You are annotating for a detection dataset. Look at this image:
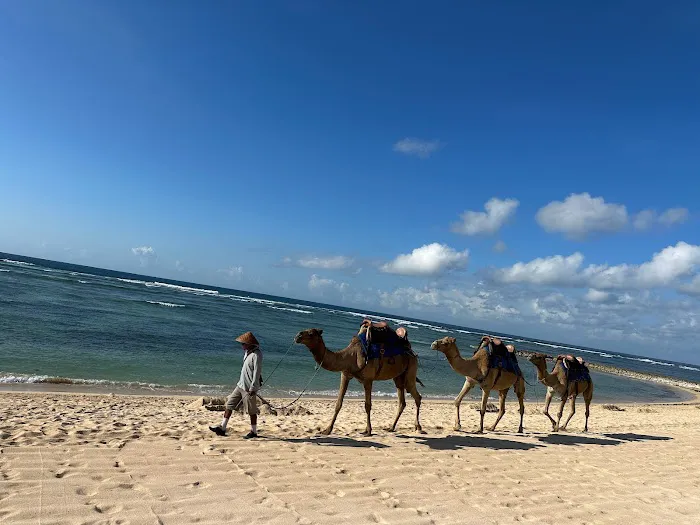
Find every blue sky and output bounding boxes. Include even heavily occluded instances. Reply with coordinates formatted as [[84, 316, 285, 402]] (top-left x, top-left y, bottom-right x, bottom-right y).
[[1, 2, 700, 362]]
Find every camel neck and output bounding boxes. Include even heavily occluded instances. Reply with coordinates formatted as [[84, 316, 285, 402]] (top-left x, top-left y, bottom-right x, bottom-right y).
[[307, 339, 345, 372], [444, 345, 481, 379]]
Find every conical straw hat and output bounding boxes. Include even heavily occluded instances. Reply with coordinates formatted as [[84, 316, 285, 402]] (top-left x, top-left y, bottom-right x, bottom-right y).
[[235, 331, 259, 346]]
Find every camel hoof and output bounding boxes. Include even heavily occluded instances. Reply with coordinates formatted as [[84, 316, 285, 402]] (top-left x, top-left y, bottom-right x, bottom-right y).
[[415, 427, 426, 434], [517, 428, 524, 434], [453, 425, 461, 432], [559, 426, 567, 432], [486, 426, 496, 432], [319, 428, 332, 436], [361, 430, 372, 437], [475, 430, 484, 434], [385, 427, 396, 433]]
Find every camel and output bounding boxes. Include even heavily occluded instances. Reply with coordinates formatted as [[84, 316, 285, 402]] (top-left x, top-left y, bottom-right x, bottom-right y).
[[294, 327, 424, 436], [431, 336, 525, 433], [528, 353, 594, 432]]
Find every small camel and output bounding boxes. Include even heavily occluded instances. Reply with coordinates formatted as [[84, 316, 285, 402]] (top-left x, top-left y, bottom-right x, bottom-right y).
[[294, 328, 424, 436], [431, 336, 525, 433], [528, 353, 594, 432]]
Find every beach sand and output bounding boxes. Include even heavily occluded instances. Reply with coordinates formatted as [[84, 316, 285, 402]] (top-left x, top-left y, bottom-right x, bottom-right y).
[[2, 391, 700, 524]]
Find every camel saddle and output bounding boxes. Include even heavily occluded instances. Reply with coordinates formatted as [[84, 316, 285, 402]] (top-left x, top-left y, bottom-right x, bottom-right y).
[[479, 336, 523, 377], [358, 319, 413, 361], [556, 354, 591, 383]]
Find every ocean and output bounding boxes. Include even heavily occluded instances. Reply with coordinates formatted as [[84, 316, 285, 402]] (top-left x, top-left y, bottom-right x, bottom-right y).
[[1, 253, 698, 403]]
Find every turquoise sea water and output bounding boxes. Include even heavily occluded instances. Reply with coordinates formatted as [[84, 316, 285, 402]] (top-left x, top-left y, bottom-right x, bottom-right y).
[[1, 254, 698, 403]]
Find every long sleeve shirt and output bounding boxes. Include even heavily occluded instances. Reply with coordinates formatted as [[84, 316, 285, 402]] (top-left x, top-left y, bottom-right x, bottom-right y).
[[237, 348, 263, 393]]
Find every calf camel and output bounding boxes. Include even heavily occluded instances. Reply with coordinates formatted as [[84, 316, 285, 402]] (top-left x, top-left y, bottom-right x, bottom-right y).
[[431, 336, 525, 433], [294, 328, 423, 436], [528, 353, 594, 432]]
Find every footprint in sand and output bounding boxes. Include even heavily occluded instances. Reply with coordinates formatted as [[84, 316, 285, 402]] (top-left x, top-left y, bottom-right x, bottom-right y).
[[93, 503, 123, 514]]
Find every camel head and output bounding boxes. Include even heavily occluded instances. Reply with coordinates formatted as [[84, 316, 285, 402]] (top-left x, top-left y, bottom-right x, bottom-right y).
[[431, 336, 457, 355], [527, 352, 549, 368], [294, 328, 324, 346]]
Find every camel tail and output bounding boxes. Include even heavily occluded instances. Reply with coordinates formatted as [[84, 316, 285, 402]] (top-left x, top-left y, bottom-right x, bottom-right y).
[[416, 377, 425, 387]]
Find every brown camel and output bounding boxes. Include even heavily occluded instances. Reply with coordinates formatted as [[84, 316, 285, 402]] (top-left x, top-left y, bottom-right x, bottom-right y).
[[528, 353, 594, 432], [294, 328, 424, 436], [431, 336, 525, 433]]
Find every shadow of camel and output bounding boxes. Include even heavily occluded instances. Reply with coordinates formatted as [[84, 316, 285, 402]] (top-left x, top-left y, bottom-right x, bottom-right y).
[[537, 434, 624, 446], [603, 433, 672, 442], [399, 433, 544, 451], [268, 436, 390, 449]]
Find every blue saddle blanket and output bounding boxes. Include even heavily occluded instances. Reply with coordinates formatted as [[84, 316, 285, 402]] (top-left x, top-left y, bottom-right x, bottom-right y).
[[562, 361, 591, 383], [488, 354, 522, 377], [358, 332, 411, 360]]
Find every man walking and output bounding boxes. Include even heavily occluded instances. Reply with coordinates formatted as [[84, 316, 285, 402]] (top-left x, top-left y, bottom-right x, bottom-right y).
[[209, 331, 263, 439]]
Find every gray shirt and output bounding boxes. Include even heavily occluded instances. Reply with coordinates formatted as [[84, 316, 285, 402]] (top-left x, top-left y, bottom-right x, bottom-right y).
[[237, 348, 263, 392]]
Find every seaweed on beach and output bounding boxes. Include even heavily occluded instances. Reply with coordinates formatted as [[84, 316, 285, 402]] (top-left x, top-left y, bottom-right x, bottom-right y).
[[602, 404, 625, 411]]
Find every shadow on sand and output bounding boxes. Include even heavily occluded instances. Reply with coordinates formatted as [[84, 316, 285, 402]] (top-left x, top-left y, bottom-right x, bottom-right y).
[[603, 433, 672, 443], [537, 432, 672, 446], [398, 433, 544, 451], [270, 435, 390, 449]]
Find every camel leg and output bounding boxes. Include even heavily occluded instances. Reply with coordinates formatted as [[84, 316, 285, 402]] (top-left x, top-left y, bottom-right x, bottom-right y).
[[478, 388, 490, 434], [388, 375, 407, 432], [560, 395, 576, 431], [361, 381, 373, 436], [488, 388, 508, 432], [515, 377, 525, 434], [543, 388, 557, 430], [453, 376, 477, 431], [554, 392, 568, 432], [406, 378, 424, 434], [321, 372, 351, 436], [583, 383, 594, 432]]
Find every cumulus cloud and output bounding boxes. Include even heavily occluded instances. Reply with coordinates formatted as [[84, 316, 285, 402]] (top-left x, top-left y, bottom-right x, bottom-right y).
[[280, 255, 356, 272], [378, 286, 519, 319], [451, 198, 519, 236], [296, 255, 354, 270], [584, 288, 611, 303], [131, 246, 154, 256], [380, 243, 469, 276], [495, 253, 585, 286], [633, 207, 690, 231], [392, 138, 442, 159], [308, 274, 349, 293], [493, 240, 508, 253], [659, 207, 689, 227], [493, 241, 700, 291], [220, 266, 243, 279], [131, 246, 156, 267], [536, 193, 628, 239]]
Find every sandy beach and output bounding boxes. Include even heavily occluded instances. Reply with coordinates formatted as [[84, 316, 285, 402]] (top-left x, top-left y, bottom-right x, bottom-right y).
[[2, 391, 700, 525]]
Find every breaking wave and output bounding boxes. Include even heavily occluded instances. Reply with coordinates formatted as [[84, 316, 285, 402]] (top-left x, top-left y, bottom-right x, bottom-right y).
[[146, 301, 185, 308]]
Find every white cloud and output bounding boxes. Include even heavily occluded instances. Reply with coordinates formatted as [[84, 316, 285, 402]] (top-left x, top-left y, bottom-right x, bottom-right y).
[[378, 286, 519, 319], [536, 193, 628, 239], [680, 275, 700, 296], [131, 246, 155, 256], [633, 209, 656, 231], [493, 240, 507, 253], [584, 288, 610, 303], [494, 241, 700, 291], [392, 138, 442, 159], [131, 246, 156, 267], [308, 274, 349, 293], [495, 253, 585, 286], [222, 266, 243, 279], [175, 260, 185, 272], [296, 255, 355, 270], [634, 207, 689, 230], [451, 198, 519, 236], [380, 243, 469, 276], [658, 207, 689, 227]]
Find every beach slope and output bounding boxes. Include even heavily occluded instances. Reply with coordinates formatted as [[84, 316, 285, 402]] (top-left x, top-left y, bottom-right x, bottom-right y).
[[1, 392, 699, 524]]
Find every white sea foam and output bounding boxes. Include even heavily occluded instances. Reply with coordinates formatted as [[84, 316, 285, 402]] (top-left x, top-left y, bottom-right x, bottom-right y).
[[679, 365, 700, 371], [0, 269, 9, 272], [0, 259, 34, 266], [78, 280, 89, 284], [266, 306, 312, 314], [117, 278, 148, 285], [147, 301, 185, 308]]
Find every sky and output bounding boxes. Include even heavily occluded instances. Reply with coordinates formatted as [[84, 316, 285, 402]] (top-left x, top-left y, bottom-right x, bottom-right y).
[[1, 1, 700, 363]]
